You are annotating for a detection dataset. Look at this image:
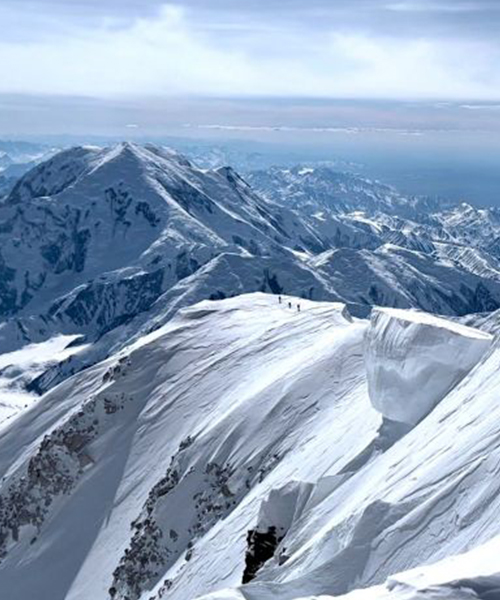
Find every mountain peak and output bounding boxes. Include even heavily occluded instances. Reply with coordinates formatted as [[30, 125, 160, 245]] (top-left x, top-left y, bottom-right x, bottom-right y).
[[6, 145, 102, 204]]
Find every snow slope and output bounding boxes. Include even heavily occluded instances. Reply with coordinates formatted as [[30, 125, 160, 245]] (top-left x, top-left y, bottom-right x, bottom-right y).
[[0, 294, 377, 600], [199, 535, 500, 599], [0, 294, 499, 600], [190, 299, 500, 600]]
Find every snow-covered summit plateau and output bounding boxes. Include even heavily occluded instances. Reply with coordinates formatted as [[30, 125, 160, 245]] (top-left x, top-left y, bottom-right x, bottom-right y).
[[0, 293, 499, 600]]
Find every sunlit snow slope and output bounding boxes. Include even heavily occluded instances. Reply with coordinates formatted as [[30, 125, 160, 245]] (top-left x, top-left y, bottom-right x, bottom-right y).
[[0, 294, 498, 600]]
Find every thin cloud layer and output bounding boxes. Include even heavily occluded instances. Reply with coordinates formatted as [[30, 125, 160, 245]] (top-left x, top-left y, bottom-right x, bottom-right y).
[[0, 0, 499, 99]]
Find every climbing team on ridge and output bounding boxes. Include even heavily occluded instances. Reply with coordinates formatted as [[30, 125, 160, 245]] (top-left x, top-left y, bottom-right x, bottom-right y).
[[278, 296, 301, 312]]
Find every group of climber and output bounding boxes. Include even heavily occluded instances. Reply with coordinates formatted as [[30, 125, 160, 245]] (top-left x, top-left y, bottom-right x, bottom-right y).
[[278, 295, 301, 312]]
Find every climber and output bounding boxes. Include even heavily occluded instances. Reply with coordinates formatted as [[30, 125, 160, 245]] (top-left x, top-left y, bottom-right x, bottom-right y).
[[288, 302, 292, 309], [297, 304, 301, 312], [278, 295, 282, 304]]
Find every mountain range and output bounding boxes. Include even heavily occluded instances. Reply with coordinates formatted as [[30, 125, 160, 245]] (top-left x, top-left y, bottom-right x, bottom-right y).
[[0, 142, 499, 600], [1, 143, 499, 401], [0, 294, 499, 600]]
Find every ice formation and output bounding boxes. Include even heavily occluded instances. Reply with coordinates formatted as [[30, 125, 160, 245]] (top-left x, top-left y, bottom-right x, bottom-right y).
[[364, 307, 493, 425]]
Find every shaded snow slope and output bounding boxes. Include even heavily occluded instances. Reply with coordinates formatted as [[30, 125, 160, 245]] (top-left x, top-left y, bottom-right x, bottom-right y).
[[0, 294, 499, 600], [309, 244, 500, 317], [365, 307, 492, 425]]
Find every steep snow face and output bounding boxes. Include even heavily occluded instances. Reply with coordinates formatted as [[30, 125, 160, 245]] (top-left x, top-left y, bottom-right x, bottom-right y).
[[365, 307, 492, 425], [196, 303, 500, 600], [309, 244, 500, 317], [0, 294, 499, 600], [0, 294, 379, 600]]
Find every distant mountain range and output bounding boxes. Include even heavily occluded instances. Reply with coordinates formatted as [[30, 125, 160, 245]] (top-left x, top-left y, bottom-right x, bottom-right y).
[[0, 140, 59, 196], [0, 142, 500, 401]]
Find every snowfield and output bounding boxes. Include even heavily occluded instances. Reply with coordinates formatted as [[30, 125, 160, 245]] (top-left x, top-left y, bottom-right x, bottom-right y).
[[0, 293, 499, 600]]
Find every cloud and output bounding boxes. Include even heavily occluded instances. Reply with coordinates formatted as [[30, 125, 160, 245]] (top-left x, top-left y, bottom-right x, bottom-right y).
[[386, 1, 494, 13], [461, 104, 500, 110], [0, 1, 498, 99]]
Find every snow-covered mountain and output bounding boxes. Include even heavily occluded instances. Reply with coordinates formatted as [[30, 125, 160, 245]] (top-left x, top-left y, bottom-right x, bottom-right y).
[[247, 165, 450, 219], [0, 293, 499, 600], [1, 141, 500, 600], [249, 164, 500, 312], [0, 141, 54, 169], [0, 143, 325, 337], [1, 142, 500, 409], [248, 164, 500, 253], [0, 141, 59, 196]]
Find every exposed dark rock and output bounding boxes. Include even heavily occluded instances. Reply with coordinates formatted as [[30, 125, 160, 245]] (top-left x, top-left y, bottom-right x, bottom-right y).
[[242, 526, 283, 584], [135, 202, 160, 227], [0, 390, 134, 561]]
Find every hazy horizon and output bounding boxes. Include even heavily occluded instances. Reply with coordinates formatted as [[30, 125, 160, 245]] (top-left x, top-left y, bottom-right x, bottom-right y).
[[0, 94, 498, 206], [0, 0, 498, 205]]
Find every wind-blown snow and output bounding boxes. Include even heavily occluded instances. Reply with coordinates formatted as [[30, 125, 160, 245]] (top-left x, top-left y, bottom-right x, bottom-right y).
[[364, 307, 492, 425]]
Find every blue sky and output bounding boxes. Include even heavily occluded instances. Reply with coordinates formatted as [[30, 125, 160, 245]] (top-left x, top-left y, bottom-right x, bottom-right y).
[[1, 0, 500, 100]]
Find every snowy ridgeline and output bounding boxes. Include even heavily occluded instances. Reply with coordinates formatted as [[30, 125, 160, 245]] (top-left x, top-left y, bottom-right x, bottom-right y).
[[0, 293, 499, 600]]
